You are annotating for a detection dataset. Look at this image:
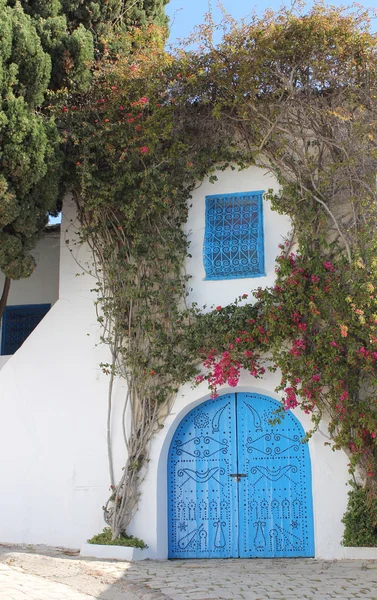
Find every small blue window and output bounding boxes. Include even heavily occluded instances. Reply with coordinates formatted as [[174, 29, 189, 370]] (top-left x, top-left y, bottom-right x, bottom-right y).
[[1, 304, 51, 355], [203, 191, 265, 280]]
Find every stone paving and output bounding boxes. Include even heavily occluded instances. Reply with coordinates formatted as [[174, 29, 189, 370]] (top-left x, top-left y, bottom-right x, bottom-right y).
[[1, 545, 377, 600], [0, 562, 96, 600], [137, 558, 377, 599]]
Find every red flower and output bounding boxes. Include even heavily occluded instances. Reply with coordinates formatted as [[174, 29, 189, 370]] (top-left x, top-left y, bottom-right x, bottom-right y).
[[323, 261, 335, 272], [131, 97, 148, 107], [216, 306, 222, 311], [140, 146, 149, 154]]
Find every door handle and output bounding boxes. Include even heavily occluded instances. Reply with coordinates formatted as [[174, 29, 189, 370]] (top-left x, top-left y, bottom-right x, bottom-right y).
[[229, 473, 247, 482]]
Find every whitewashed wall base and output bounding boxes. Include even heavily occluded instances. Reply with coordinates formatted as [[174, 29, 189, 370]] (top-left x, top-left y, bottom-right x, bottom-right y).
[[80, 543, 148, 561], [341, 547, 377, 560]]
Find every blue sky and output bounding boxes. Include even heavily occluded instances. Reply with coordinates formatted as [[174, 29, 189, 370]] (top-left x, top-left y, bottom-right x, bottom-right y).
[[166, 0, 377, 42], [166, 0, 256, 42]]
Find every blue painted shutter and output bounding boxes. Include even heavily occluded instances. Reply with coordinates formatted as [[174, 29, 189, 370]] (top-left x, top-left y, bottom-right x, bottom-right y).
[[1, 304, 51, 355], [168, 395, 238, 558], [203, 191, 265, 280], [237, 393, 315, 558]]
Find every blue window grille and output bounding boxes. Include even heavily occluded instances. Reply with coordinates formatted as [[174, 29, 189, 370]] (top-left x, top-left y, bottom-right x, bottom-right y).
[[203, 191, 265, 280], [1, 304, 51, 355]]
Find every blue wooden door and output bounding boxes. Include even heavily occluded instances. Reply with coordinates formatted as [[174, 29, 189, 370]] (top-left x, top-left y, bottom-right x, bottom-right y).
[[168, 394, 239, 558], [168, 393, 314, 558], [237, 393, 314, 558]]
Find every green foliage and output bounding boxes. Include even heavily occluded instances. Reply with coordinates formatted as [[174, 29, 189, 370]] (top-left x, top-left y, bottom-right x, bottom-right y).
[[60, 0, 169, 33], [66, 37, 243, 391], [0, 2, 62, 279], [87, 527, 147, 549], [0, 0, 170, 285], [1, 0, 51, 106], [38, 20, 94, 93], [342, 482, 377, 547], [9, 0, 94, 93], [18, 0, 170, 90]]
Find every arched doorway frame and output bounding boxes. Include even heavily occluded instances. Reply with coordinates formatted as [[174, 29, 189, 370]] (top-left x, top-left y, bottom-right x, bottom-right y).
[[131, 376, 309, 557], [167, 390, 315, 558], [129, 373, 350, 559]]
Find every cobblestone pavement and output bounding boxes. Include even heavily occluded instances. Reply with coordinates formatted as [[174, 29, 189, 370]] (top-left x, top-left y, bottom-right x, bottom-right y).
[[1, 545, 377, 600], [0, 562, 96, 600]]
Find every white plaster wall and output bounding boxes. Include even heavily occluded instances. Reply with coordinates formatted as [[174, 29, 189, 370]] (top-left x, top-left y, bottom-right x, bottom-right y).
[[0, 231, 60, 366], [0, 172, 351, 558], [185, 166, 291, 309], [0, 231, 60, 306], [0, 356, 10, 370], [0, 199, 116, 548]]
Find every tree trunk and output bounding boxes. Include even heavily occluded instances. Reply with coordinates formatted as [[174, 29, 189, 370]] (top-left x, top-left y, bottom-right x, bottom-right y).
[[0, 277, 11, 323]]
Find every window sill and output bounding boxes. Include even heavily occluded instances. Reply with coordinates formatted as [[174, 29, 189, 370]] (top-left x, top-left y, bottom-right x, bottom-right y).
[[204, 272, 266, 281]]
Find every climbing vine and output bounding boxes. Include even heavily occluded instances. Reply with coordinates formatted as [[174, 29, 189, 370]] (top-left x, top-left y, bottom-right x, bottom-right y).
[[64, 5, 377, 539], [64, 27, 245, 538]]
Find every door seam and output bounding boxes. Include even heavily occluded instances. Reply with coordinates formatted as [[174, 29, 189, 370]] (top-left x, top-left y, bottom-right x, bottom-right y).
[[235, 393, 240, 558]]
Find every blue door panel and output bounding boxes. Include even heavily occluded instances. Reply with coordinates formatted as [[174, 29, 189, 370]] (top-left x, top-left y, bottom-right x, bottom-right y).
[[168, 395, 239, 558], [237, 393, 315, 558], [168, 393, 315, 559]]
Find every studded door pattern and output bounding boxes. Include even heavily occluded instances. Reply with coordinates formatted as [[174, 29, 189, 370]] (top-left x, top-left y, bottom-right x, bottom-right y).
[[237, 393, 314, 557], [168, 395, 238, 558], [168, 393, 314, 558]]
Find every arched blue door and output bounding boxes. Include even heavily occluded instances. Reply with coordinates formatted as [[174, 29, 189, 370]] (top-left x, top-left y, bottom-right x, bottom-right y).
[[168, 393, 314, 558]]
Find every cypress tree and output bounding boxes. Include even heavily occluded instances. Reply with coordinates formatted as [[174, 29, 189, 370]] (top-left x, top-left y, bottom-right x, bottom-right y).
[[0, 0, 61, 289], [0, 0, 170, 318]]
